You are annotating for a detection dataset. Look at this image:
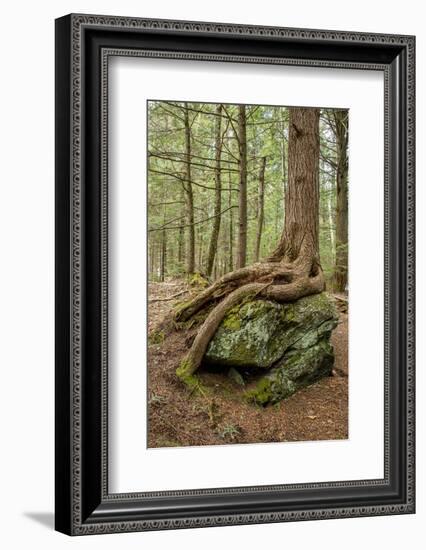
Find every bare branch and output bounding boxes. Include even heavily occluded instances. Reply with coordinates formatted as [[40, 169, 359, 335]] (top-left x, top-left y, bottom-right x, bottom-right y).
[[149, 205, 238, 232]]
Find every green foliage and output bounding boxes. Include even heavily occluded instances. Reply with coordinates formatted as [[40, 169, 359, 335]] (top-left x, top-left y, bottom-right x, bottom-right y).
[[245, 377, 274, 406], [148, 392, 167, 405], [217, 424, 241, 440], [188, 272, 210, 288], [147, 101, 347, 284]]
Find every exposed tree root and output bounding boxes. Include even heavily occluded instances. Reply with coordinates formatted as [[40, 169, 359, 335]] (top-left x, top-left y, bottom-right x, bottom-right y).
[[174, 261, 295, 323], [148, 289, 189, 303], [175, 255, 325, 386]]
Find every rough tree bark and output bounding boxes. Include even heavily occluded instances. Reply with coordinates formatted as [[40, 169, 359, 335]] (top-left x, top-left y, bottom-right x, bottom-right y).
[[333, 110, 348, 292], [160, 228, 167, 282], [254, 156, 266, 262], [177, 188, 185, 266], [184, 103, 195, 275], [160, 179, 167, 282], [206, 104, 223, 277], [228, 172, 234, 272], [280, 115, 287, 213], [327, 183, 335, 256], [267, 108, 320, 263], [175, 107, 323, 386], [237, 105, 247, 269]]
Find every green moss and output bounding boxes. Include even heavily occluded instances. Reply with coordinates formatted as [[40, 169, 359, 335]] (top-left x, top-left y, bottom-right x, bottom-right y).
[[174, 301, 213, 331], [245, 337, 334, 405], [188, 272, 210, 288], [176, 357, 194, 379], [176, 359, 209, 396], [205, 292, 338, 370], [281, 304, 296, 322], [245, 377, 273, 406], [222, 307, 242, 330], [173, 299, 191, 314], [148, 330, 165, 345]]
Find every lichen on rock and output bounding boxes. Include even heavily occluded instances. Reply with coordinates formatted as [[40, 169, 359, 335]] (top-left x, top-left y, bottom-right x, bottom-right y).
[[245, 338, 335, 405], [204, 292, 338, 404]]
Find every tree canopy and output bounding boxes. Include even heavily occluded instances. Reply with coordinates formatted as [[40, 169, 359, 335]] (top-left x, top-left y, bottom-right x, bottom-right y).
[[147, 101, 348, 290]]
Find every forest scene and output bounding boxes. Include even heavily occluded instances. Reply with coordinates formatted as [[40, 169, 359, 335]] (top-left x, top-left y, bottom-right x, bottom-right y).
[[147, 100, 349, 448]]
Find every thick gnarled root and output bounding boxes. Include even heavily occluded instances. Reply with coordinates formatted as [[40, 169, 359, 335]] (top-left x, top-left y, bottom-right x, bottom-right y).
[[176, 270, 324, 387], [173, 262, 295, 324]]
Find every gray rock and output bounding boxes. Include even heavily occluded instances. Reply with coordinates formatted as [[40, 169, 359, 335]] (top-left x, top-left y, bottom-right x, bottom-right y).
[[245, 338, 335, 405], [204, 292, 338, 404], [228, 367, 245, 386]]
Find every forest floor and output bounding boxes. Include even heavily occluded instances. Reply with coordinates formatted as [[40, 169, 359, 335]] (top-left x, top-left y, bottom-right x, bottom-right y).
[[147, 279, 348, 448]]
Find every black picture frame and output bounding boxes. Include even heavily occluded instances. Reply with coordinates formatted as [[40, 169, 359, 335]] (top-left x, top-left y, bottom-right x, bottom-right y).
[[55, 13, 415, 536]]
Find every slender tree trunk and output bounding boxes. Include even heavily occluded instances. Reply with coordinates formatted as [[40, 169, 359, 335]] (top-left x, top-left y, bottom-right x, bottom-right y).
[[228, 172, 234, 273], [220, 228, 227, 276], [149, 240, 156, 279], [160, 229, 167, 282], [223, 202, 230, 273], [333, 110, 349, 292], [254, 156, 266, 262], [156, 244, 161, 280], [177, 188, 185, 267], [237, 105, 247, 269], [327, 186, 335, 256], [184, 103, 195, 275], [159, 180, 167, 282], [206, 104, 223, 277], [198, 226, 204, 270]]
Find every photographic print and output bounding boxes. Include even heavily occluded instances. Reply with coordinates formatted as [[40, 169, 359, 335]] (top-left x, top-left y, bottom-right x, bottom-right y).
[[147, 101, 349, 448]]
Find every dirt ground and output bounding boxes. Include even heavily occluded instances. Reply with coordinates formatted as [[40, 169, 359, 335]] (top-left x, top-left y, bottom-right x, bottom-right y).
[[147, 280, 348, 448]]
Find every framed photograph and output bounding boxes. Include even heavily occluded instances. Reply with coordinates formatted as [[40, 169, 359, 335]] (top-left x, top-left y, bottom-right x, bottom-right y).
[[55, 14, 415, 535]]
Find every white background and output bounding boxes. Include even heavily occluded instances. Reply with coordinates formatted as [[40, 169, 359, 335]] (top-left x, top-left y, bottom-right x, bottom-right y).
[[110, 58, 384, 493], [0, 0, 423, 548]]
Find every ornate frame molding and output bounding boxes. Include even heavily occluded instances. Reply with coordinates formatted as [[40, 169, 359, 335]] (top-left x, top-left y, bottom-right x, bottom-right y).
[[55, 14, 415, 535]]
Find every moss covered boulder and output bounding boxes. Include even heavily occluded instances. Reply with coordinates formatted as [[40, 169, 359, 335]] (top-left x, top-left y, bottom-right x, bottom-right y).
[[204, 292, 338, 404], [245, 338, 335, 405], [205, 293, 337, 368]]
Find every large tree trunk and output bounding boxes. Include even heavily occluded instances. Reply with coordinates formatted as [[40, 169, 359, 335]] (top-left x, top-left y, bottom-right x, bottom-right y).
[[333, 110, 349, 292], [267, 108, 320, 266], [280, 114, 287, 216], [184, 103, 195, 275], [206, 104, 223, 277], [175, 107, 323, 386], [236, 105, 247, 269], [254, 156, 266, 262]]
